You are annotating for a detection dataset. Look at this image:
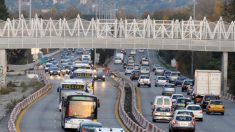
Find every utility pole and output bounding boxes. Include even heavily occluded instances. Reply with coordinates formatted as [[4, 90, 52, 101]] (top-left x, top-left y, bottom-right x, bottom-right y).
[[29, 0, 32, 19], [19, 0, 22, 18], [191, 0, 196, 76]]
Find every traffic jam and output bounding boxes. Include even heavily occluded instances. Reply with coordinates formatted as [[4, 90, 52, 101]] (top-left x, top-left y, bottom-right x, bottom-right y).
[[41, 48, 124, 132], [115, 49, 224, 132]]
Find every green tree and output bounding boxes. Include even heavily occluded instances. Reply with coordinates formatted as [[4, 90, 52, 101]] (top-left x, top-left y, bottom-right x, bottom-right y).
[[0, 0, 9, 20]]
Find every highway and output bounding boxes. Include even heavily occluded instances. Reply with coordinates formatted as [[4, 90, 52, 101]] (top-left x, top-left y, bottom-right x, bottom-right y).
[[20, 52, 120, 132], [134, 50, 235, 132]]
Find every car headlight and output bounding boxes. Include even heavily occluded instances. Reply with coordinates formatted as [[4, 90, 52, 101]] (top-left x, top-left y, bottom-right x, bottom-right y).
[[65, 119, 73, 123], [94, 75, 97, 78], [102, 75, 105, 78], [58, 71, 60, 73]]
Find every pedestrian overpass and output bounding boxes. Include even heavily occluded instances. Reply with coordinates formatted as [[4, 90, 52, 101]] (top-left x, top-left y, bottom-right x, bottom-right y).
[[0, 14, 234, 92]]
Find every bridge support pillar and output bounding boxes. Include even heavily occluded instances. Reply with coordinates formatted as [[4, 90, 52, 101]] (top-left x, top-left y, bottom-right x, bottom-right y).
[[222, 52, 228, 94], [0, 49, 6, 87]]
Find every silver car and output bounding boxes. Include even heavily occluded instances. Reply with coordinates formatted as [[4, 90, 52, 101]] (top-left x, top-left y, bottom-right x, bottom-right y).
[[169, 114, 196, 132], [155, 67, 165, 75], [162, 83, 175, 96], [152, 107, 173, 122], [155, 76, 168, 87]]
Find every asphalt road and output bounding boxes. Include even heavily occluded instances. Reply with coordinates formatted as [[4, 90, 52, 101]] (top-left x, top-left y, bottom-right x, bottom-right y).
[[20, 52, 120, 132]]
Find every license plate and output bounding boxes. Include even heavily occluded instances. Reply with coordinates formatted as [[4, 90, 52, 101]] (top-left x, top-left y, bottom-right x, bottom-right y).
[[180, 122, 188, 126]]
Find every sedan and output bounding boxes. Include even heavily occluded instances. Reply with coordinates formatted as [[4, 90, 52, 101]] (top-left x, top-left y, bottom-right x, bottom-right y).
[[155, 67, 165, 75], [169, 114, 196, 132], [186, 104, 203, 121], [125, 67, 134, 75], [155, 76, 168, 87], [175, 76, 187, 86], [206, 100, 224, 115], [162, 84, 176, 96], [152, 107, 173, 122], [94, 70, 105, 81]]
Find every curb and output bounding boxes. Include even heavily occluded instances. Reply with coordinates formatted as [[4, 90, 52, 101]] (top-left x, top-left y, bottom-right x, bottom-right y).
[[135, 87, 143, 114]]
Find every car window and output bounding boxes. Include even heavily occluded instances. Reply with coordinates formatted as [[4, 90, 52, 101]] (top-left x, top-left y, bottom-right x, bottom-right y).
[[205, 96, 219, 101], [173, 95, 183, 99], [211, 100, 222, 105], [156, 107, 170, 112], [156, 99, 163, 105], [176, 116, 192, 121], [158, 77, 166, 80], [187, 106, 201, 110], [164, 98, 171, 105]]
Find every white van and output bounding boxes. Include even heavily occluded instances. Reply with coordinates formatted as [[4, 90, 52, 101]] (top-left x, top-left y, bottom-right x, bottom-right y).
[[152, 96, 172, 110]]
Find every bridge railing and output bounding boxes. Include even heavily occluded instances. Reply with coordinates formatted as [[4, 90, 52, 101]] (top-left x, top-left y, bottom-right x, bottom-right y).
[[8, 72, 52, 132]]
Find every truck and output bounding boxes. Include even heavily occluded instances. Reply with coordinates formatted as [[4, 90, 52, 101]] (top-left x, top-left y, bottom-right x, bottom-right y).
[[193, 70, 221, 107], [82, 54, 92, 64]]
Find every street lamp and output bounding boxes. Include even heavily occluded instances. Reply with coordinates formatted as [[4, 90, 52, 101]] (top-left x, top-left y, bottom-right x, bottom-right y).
[[191, 0, 196, 75]]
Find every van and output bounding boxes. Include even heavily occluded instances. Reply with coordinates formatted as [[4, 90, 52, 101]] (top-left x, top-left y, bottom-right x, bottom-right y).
[[151, 96, 172, 110]]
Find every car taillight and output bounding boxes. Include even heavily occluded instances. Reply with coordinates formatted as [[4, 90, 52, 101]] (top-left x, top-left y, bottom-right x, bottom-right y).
[[172, 120, 177, 126], [200, 110, 203, 114], [208, 106, 211, 109], [191, 121, 196, 126], [222, 106, 224, 109]]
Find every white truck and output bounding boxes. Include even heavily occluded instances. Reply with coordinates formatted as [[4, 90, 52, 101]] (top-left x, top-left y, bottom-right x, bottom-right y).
[[114, 53, 124, 64], [193, 70, 221, 105]]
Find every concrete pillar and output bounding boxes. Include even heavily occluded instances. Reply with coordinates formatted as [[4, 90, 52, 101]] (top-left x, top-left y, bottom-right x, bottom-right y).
[[0, 49, 7, 87], [222, 52, 228, 93]]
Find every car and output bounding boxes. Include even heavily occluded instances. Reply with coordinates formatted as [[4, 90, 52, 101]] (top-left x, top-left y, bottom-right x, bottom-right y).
[[77, 121, 102, 132], [137, 75, 151, 87], [201, 95, 220, 109], [162, 83, 175, 96], [174, 110, 195, 120], [152, 107, 173, 122], [169, 114, 196, 132], [140, 66, 150, 74], [152, 96, 172, 110], [60, 64, 71, 75], [171, 94, 184, 104], [152, 64, 161, 72], [164, 70, 171, 78], [128, 59, 135, 64], [125, 67, 134, 75], [130, 49, 136, 55], [168, 72, 180, 83], [44, 62, 53, 72], [154, 67, 165, 75], [49, 66, 61, 76], [186, 104, 203, 121], [182, 79, 194, 92], [130, 70, 140, 80], [138, 49, 145, 53], [140, 58, 149, 66], [174, 97, 192, 110], [175, 76, 187, 86], [134, 64, 140, 70], [206, 100, 225, 115], [120, 49, 126, 54], [114, 57, 122, 64], [155, 76, 168, 87], [94, 69, 106, 81]]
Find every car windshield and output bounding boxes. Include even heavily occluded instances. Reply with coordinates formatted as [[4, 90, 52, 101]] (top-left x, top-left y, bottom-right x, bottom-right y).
[[158, 77, 166, 80], [132, 71, 140, 74], [156, 107, 171, 112], [205, 96, 219, 101], [177, 111, 193, 116], [140, 76, 149, 79], [50, 67, 59, 70], [176, 116, 192, 121], [173, 95, 183, 99], [185, 80, 193, 85], [164, 84, 174, 88], [211, 100, 223, 105], [187, 106, 201, 110], [177, 99, 190, 103], [171, 73, 179, 76], [157, 67, 164, 70], [164, 98, 171, 105]]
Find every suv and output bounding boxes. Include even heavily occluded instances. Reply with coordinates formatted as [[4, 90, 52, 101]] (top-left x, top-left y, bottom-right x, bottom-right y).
[[137, 75, 151, 87]]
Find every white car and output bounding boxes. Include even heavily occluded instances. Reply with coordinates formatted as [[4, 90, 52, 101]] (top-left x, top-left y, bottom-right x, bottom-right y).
[[152, 96, 172, 110], [137, 75, 151, 87], [162, 83, 175, 96], [130, 49, 136, 55], [155, 76, 168, 87], [186, 104, 203, 121], [138, 49, 145, 53], [125, 67, 134, 75], [171, 94, 184, 104], [140, 66, 150, 74], [168, 72, 180, 83], [155, 67, 165, 75], [114, 57, 122, 64]]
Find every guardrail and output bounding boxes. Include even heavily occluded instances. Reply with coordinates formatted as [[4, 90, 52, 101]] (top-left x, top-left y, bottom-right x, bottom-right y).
[[111, 72, 163, 132], [222, 92, 235, 102], [8, 71, 51, 132]]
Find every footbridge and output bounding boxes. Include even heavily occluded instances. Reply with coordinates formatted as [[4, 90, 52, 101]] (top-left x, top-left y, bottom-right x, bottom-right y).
[[0, 15, 234, 92]]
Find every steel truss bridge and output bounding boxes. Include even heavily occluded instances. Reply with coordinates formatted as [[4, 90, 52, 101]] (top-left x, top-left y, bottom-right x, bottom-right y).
[[0, 15, 235, 51]]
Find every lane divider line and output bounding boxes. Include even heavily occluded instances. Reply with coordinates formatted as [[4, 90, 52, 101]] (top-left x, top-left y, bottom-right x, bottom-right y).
[[16, 84, 53, 132]]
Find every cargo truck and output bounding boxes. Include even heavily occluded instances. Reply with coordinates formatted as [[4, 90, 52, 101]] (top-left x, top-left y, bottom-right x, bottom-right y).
[[192, 70, 221, 108]]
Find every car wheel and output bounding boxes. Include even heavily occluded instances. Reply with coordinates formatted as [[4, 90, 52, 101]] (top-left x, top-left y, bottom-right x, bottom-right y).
[[155, 84, 157, 87], [221, 112, 224, 115], [137, 83, 140, 87], [125, 73, 127, 75], [206, 111, 210, 115], [200, 118, 203, 121], [103, 79, 105, 81], [152, 118, 155, 122], [149, 84, 151, 87]]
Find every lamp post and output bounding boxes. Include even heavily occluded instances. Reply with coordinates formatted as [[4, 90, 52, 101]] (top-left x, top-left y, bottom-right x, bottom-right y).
[[19, 0, 22, 18], [191, 0, 196, 75]]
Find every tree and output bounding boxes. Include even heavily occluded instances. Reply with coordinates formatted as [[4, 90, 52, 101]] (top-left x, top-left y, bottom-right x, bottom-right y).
[[223, 0, 235, 22], [0, 0, 9, 20]]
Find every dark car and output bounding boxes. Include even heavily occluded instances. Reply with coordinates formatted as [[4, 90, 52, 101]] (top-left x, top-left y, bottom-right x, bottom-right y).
[[201, 95, 220, 109], [94, 70, 105, 81], [182, 79, 194, 92], [174, 97, 192, 110], [130, 70, 140, 80], [49, 66, 61, 76], [175, 76, 187, 86]]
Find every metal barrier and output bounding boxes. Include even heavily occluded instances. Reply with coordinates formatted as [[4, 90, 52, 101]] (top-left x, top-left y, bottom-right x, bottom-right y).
[[222, 92, 235, 102], [8, 71, 51, 132], [111, 72, 163, 132]]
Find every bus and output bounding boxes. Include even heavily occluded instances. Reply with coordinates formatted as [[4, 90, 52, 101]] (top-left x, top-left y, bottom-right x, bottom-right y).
[[61, 91, 100, 129]]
